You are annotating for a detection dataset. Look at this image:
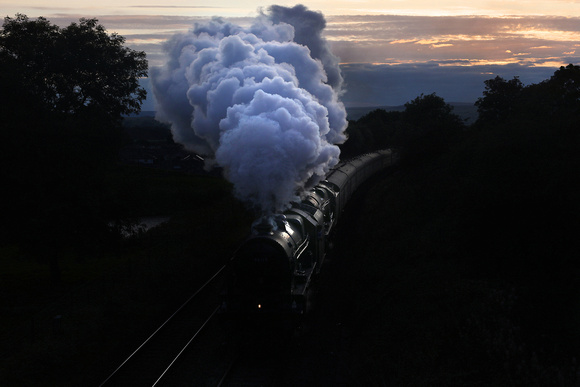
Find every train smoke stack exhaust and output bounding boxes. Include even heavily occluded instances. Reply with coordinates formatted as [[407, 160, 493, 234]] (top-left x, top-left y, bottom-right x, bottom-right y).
[[251, 216, 278, 235], [151, 5, 347, 214]]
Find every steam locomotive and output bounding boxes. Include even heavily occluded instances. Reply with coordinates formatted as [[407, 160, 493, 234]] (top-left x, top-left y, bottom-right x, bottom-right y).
[[223, 149, 396, 317]]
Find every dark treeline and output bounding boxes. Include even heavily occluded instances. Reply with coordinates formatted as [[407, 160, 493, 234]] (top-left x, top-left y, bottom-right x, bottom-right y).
[[340, 92, 465, 161], [0, 15, 149, 282], [334, 64, 580, 385]]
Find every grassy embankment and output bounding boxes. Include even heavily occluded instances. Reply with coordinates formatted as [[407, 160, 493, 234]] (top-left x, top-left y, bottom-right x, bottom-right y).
[[325, 123, 580, 385], [0, 166, 253, 386]]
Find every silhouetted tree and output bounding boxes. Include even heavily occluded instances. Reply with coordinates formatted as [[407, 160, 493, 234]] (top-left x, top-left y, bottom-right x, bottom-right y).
[[475, 76, 523, 126], [340, 109, 402, 158], [397, 93, 465, 162], [547, 64, 580, 106], [475, 65, 580, 131], [527, 64, 580, 128], [358, 109, 402, 149], [341, 94, 464, 160], [0, 14, 147, 122], [0, 15, 148, 282]]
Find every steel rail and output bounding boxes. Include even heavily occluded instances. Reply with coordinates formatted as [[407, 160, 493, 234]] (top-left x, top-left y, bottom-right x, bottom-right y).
[[99, 264, 227, 386], [152, 305, 221, 386], [216, 354, 239, 387]]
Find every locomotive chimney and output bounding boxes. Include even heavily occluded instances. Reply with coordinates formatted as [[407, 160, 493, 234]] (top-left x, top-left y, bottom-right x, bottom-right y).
[[251, 216, 277, 235]]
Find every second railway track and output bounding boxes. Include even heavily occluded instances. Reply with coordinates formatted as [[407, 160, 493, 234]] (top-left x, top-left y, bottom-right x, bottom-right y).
[[99, 152, 396, 386], [100, 265, 231, 386]]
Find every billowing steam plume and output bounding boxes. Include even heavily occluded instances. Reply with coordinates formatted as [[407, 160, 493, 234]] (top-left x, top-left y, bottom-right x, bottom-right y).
[[151, 5, 347, 213]]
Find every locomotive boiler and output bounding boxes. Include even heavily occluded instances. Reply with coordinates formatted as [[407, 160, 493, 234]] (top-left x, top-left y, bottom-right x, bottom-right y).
[[223, 149, 395, 317]]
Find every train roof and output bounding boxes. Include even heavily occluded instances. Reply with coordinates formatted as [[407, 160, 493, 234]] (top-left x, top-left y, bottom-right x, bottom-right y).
[[323, 150, 392, 190]]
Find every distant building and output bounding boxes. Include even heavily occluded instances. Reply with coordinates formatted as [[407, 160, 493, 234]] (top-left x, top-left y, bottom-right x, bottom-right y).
[[118, 143, 210, 175]]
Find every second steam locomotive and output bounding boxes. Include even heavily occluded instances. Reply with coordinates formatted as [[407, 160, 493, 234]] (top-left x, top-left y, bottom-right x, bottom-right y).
[[223, 149, 396, 317]]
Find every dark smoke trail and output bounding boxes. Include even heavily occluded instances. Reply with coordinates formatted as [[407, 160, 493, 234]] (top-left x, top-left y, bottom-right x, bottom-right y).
[[151, 5, 347, 213]]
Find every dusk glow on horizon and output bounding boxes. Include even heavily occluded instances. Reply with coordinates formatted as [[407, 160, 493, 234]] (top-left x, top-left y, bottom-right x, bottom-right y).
[[5, 0, 580, 17], [4, 1, 580, 107]]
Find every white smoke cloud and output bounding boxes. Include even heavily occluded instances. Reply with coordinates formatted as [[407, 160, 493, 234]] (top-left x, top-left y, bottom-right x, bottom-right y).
[[151, 5, 347, 213]]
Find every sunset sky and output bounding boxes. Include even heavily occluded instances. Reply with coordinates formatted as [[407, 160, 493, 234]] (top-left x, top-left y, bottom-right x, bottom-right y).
[[3, 1, 580, 109]]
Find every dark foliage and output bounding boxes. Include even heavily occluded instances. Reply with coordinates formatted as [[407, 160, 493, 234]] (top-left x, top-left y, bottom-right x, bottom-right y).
[[0, 15, 148, 281], [333, 64, 580, 385], [475, 75, 524, 125], [397, 93, 465, 163], [476, 64, 580, 131], [0, 14, 147, 122], [341, 93, 465, 162], [1, 175, 252, 386], [341, 109, 402, 158]]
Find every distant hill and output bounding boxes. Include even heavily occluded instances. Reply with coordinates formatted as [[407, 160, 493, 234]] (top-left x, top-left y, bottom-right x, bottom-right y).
[[122, 115, 171, 143], [128, 110, 156, 118], [346, 102, 479, 124], [132, 103, 480, 128]]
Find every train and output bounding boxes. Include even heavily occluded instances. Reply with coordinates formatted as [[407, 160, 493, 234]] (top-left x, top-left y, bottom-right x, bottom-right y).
[[222, 149, 396, 318]]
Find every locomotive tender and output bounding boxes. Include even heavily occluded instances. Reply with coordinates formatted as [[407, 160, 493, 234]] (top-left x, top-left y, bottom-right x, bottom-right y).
[[224, 149, 395, 317]]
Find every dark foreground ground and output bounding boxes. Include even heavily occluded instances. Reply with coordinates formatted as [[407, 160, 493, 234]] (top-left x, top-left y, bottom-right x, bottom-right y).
[[310, 135, 580, 385], [0, 171, 254, 386], [3, 122, 580, 385]]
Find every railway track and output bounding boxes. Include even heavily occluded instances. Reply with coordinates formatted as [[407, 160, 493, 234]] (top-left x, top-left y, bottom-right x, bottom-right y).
[[99, 265, 228, 386], [98, 262, 297, 386], [98, 261, 350, 386], [216, 347, 286, 387], [98, 165, 390, 385]]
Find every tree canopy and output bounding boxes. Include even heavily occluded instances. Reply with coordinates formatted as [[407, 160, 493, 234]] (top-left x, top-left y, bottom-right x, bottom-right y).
[[340, 93, 465, 161], [474, 75, 524, 125], [0, 14, 147, 124], [475, 64, 580, 129], [0, 15, 148, 282]]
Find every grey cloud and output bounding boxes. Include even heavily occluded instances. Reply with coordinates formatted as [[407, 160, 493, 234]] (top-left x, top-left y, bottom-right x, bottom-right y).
[[47, 14, 254, 31], [325, 15, 580, 39], [325, 15, 580, 65], [340, 63, 557, 106]]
